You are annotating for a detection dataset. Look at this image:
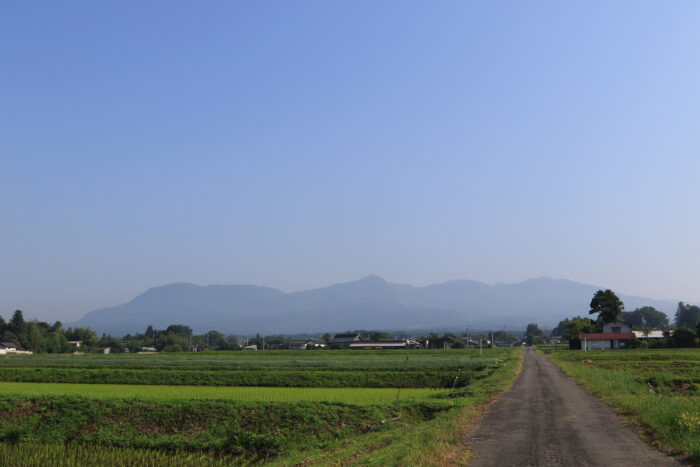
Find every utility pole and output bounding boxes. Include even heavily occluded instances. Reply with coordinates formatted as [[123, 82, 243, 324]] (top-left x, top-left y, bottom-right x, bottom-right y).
[[207, 331, 209, 351], [465, 326, 470, 348]]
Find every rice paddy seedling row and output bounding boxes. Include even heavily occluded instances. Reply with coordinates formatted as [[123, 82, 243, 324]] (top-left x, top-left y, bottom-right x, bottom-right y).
[[0, 368, 485, 388], [0, 348, 522, 464], [544, 348, 700, 464], [0, 382, 440, 404]]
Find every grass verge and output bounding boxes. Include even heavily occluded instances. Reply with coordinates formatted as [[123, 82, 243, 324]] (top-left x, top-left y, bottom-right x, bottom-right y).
[[544, 349, 700, 465]]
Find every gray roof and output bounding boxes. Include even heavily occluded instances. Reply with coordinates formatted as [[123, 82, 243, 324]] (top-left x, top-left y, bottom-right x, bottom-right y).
[[331, 333, 362, 343]]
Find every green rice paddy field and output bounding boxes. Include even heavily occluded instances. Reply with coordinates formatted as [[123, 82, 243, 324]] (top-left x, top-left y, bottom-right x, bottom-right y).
[[0, 349, 522, 465], [543, 348, 700, 464]]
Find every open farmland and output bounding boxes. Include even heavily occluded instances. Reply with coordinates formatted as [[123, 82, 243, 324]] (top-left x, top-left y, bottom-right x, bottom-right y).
[[0, 351, 504, 388], [0, 348, 521, 465], [543, 348, 700, 464]]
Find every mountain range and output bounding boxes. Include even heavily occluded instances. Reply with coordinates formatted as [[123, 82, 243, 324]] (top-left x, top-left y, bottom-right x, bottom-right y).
[[71, 276, 683, 336]]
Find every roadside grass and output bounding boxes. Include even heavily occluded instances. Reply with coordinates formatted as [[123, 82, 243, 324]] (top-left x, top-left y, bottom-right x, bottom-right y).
[[544, 349, 700, 465]]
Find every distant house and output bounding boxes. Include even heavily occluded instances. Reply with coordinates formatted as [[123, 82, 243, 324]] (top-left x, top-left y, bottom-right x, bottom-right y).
[[349, 339, 421, 350], [305, 339, 327, 349], [330, 333, 363, 347], [0, 342, 17, 354], [580, 322, 635, 350], [288, 341, 308, 350], [427, 337, 452, 350]]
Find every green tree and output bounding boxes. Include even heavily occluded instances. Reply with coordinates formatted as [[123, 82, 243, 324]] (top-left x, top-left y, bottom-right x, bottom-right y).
[[8, 310, 25, 335], [669, 327, 696, 348], [620, 306, 669, 328], [564, 317, 595, 349], [526, 323, 544, 345], [27, 320, 42, 354], [552, 318, 570, 337], [589, 289, 624, 325], [370, 331, 390, 341], [674, 302, 700, 328]]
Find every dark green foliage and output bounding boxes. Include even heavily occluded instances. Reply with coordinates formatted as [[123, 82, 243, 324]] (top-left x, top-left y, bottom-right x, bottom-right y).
[[563, 317, 595, 349], [526, 323, 544, 345], [675, 302, 700, 328], [620, 306, 669, 328], [589, 289, 624, 324], [669, 327, 697, 348]]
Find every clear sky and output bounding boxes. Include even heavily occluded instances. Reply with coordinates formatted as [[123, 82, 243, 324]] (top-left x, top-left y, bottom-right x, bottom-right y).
[[2, 1, 700, 322]]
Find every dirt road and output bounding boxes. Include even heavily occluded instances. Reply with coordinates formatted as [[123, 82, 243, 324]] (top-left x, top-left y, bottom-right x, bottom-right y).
[[464, 348, 681, 466]]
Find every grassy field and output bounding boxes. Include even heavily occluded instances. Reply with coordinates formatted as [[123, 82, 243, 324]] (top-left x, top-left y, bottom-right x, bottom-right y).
[[0, 348, 522, 465], [543, 348, 700, 464]]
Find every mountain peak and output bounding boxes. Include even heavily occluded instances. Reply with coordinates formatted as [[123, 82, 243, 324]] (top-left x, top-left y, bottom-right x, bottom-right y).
[[358, 274, 387, 283]]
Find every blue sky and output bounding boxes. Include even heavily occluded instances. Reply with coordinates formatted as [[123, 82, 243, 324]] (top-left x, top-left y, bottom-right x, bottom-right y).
[[2, 1, 700, 321]]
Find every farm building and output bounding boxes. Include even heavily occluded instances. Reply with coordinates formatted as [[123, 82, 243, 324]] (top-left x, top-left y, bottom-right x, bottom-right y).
[[0, 342, 17, 354], [330, 333, 363, 347], [349, 339, 421, 350], [632, 330, 667, 339], [579, 322, 636, 350], [305, 339, 327, 349], [288, 341, 308, 350], [427, 337, 452, 350]]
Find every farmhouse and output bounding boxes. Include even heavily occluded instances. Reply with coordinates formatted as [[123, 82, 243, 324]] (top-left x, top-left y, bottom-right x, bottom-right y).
[[427, 337, 452, 350], [305, 339, 327, 349], [330, 333, 363, 347], [0, 342, 17, 354], [579, 322, 636, 350], [349, 339, 421, 350], [288, 341, 308, 350]]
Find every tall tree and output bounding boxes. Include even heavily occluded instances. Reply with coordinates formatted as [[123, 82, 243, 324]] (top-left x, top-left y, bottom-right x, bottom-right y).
[[674, 302, 700, 328], [620, 306, 669, 328], [9, 310, 25, 334], [564, 317, 595, 349], [27, 320, 41, 353], [589, 289, 624, 324]]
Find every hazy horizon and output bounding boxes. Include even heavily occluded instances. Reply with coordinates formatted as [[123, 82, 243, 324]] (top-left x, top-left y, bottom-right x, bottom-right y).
[[3, 2, 700, 322]]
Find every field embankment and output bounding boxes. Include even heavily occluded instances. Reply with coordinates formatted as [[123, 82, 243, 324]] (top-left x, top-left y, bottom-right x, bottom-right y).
[[542, 348, 700, 465]]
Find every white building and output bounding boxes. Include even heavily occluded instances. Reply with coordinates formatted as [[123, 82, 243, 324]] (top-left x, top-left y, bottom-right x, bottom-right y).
[[0, 342, 17, 354], [632, 330, 667, 339], [580, 322, 636, 350]]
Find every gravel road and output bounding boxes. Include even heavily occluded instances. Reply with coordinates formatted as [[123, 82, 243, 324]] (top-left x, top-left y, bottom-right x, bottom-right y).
[[464, 348, 681, 466]]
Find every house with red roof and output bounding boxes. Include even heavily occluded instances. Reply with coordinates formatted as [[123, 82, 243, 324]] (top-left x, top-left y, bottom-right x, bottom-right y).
[[579, 322, 635, 350]]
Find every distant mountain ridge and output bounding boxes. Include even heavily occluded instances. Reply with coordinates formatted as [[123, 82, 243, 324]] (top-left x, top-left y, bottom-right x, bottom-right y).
[[71, 276, 683, 336]]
